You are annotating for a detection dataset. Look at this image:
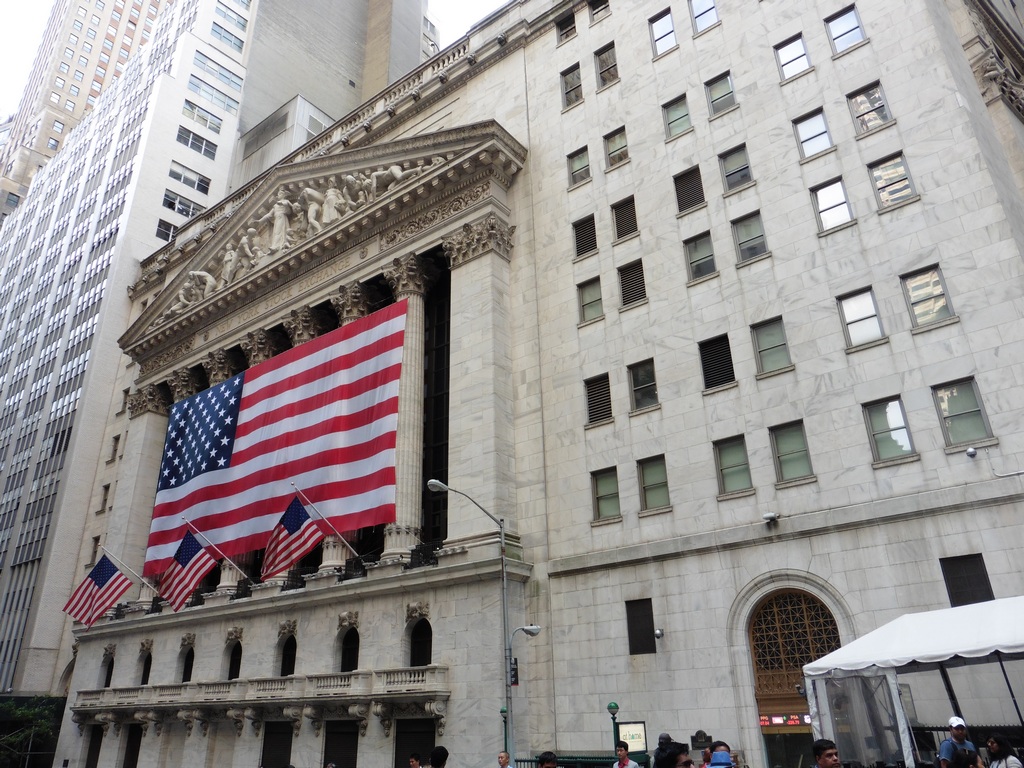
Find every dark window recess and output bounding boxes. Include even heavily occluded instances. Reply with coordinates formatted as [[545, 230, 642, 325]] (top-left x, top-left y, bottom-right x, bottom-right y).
[[574, 216, 597, 256], [410, 619, 432, 666], [122, 725, 143, 768], [84, 725, 104, 768], [393, 719, 436, 768], [940, 554, 994, 607], [103, 658, 114, 687], [181, 648, 194, 682], [699, 334, 735, 389], [585, 374, 612, 423], [340, 628, 360, 672], [619, 261, 647, 305], [612, 197, 638, 239], [674, 167, 704, 212], [625, 598, 657, 654], [324, 720, 360, 768], [227, 642, 242, 680], [280, 635, 297, 676], [140, 653, 152, 685], [260, 721, 293, 768]]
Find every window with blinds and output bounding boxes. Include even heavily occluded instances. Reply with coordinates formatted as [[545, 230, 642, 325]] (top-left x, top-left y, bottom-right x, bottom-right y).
[[618, 260, 647, 305], [612, 196, 638, 239], [573, 215, 597, 257], [585, 374, 612, 423], [699, 334, 735, 389]]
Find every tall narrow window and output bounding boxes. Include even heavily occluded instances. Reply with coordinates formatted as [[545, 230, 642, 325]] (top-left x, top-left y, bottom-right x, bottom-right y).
[[227, 642, 242, 680], [826, 6, 865, 53], [612, 197, 638, 239], [863, 398, 915, 461], [556, 14, 576, 42], [869, 154, 916, 208], [280, 636, 297, 676], [592, 468, 620, 519], [638, 456, 669, 510], [625, 599, 657, 654], [813, 179, 853, 230], [618, 261, 646, 305], [410, 619, 432, 667], [578, 278, 603, 322], [751, 318, 791, 374], [770, 422, 813, 482], [585, 374, 612, 423], [838, 289, 884, 347], [902, 266, 952, 327], [567, 147, 591, 185], [139, 653, 152, 685], [674, 166, 704, 212], [595, 44, 618, 87], [340, 628, 360, 672], [561, 64, 582, 108], [698, 335, 735, 389], [715, 437, 752, 493], [605, 127, 628, 167], [775, 36, 810, 79], [628, 359, 658, 410], [650, 10, 676, 56], [932, 379, 992, 446], [794, 111, 832, 158], [848, 83, 891, 133], [181, 648, 195, 683], [685, 232, 715, 280], [733, 212, 768, 262], [573, 215, 597, 256], [690, 0, 718, 33], [720, 146, 752, 191], [706, 72, 735, 115], [663, 95, 691, 137]]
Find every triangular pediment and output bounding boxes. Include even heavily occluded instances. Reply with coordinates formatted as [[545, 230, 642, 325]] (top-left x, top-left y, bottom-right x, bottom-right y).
[[122, 120, 525, 360]]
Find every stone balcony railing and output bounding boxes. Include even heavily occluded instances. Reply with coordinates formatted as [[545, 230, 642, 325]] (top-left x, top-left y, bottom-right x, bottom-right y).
[[71, 666, 450, 738]]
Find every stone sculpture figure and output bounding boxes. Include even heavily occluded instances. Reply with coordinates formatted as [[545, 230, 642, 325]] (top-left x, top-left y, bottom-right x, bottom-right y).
[[299, 187, 325, 235], [322, 177, 345, 224], [258, 188, 300, 252], [239, 227, 264, 269], [219, 241, 245, 287]]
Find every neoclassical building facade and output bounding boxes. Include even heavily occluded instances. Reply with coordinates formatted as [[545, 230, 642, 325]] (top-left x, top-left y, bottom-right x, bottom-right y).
[[56, 0, 1024, 767]]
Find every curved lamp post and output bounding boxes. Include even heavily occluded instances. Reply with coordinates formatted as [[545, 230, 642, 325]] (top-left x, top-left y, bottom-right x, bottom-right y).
[[426, 480, 540, 762]]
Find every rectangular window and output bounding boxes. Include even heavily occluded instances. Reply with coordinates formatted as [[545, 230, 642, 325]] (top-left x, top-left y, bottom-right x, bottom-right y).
[[556, 13, 576, 42], [156, 219, 178, 241], [194, 51, 243, 91], [706, 72, 735, 115], [870, 154, 915, 208], [625, 599, 656, 654], [162, 189, 205, 218], [47, 138, 60, 150], [773, 35, 811, 79], [59, 62, 70, 73], [650, 10, 676, 55], [933, 379, 992, 446], [50, 91, 61, 104], [794, 110, 832, 157], [940, 554, 994, 607], [567, 147, 590, 185], [685, 232, 715, 280], [65, 47, 75, 58], [628, 359, 658, 410], [73, 19, 83, 30], [770, 421, 813, 482], [585, 374, 612, 423], [826, 6, 865, 53], [561, 64, 582, 108], [720, 145, 752, 191], [639, 456, 669, 510], [578, 278, 603, 322], [690, 0, 718, 32], [212, 22, 244, 52], [176, 126, 217, 159], [674, 166, 704, 212], [902, 266, 952, 327], [187, 76, 239, 115], [863, 398, 915, 461], [715, 437, 752, 494], [699, 334, 734, 389], [605, 127, 628, 167], [838, 289, 884, 347], [5, 192, 20, 207], [733, 212, 767, 262], [595, 44, 618, 87], [74, 69, 85, 81], [183, 98, 224, 133], [612, 197, 638, 239], [752, 318, 791, 374], [169, 161, 212, 194], [618, 260, 647, 305], [663, 95, 691, 137], [848, 82, 891, 132], [215, 2, 247, 30], [65, 100, 76, 111], [55, 76, 66, 88], [70, 85, 80, 96], [589, 0, 610, 22], [573, 215, 597, 256], [813, 179, 853, 230], [592, 468, 620, 519]]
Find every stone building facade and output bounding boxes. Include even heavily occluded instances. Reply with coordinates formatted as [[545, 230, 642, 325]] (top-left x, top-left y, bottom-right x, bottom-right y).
[[56, 1, 1024, 768]]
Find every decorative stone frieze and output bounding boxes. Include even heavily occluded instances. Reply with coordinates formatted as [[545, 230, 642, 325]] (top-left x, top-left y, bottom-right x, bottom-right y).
[[139, 339, 194, 378], [283, 305, 331, 345], [180, 633, 196, 649], [226, 627, 243, 643], [240, 328, 287, 366], [338, 611, 359, 631], [442, 212, 516, 268], [384, 253, 439, 299], [168, 367, 203, 402], [278, 619, 297, 638], [127, 385, 170, 419], [406, 601, 429, 621], [331, 282, 382, 325], [379, 183, 489, 250]]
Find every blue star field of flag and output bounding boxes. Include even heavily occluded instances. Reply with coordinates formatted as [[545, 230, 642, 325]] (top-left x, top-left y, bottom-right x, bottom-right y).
[[280, 496, 311, 534], [157, 375, 244, 492]]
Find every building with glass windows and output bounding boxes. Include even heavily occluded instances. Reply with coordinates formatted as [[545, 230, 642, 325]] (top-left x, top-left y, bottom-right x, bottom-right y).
[[0, 0, 432, 705], [52, 0, 1024, 768]]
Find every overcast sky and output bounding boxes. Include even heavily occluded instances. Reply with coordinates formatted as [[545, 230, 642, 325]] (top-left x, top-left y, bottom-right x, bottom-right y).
[[0, 0, 512, 118]]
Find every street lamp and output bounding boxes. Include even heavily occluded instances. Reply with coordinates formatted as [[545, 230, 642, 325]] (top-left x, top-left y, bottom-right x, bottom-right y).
[[427, 480, 531, 760], [607, 701, 620, 745]]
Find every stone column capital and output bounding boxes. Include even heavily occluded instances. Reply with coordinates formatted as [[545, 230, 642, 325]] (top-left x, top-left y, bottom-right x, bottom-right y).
[[168, 367, 202, 403], [384, 253, 439, 299], [442, 213, 516, 269], [241, 328, 287, 366], [202, 349, 239, 385], [127, 385, 170, 419], [331, 281, 383, 325], [283, 305, 331, 345]]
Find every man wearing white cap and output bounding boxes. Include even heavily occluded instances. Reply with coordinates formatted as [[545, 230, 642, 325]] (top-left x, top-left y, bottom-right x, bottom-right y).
[[938, 717, 976, 768]]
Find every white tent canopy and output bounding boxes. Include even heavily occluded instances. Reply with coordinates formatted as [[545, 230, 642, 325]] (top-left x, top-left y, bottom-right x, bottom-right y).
[[804, 595, 1024, 676]]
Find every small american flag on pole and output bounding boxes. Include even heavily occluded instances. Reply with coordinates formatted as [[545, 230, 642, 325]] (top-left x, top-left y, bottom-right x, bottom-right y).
[[261, 496, 325, 579], [142, 301, 406, 576], [160, 531, 218, 611], [63, 555, 133, 628]]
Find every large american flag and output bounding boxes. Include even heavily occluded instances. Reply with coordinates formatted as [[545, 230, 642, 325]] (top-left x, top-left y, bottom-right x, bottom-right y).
[[63, 555, 133, 628], [142, 301, 407, 576]]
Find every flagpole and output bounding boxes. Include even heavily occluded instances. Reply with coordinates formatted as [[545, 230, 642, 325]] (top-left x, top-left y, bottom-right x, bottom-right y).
[[180, 518, 251, 581], [99, 546, 160, 592], [290, 483, 361, 559]]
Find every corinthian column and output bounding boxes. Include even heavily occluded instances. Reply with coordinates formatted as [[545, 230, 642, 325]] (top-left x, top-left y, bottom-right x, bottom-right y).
[[381, 254, 439, 560]]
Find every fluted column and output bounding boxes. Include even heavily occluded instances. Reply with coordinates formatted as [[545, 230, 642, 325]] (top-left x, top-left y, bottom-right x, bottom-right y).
[[382, 254, 438, 559]]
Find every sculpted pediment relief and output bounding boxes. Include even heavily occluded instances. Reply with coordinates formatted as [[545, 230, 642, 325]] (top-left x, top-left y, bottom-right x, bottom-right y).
[[122, 121, 526, 358]]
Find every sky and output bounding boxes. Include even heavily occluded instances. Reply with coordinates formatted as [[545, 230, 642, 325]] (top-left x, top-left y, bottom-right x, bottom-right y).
[[0, 0, 511, 118]]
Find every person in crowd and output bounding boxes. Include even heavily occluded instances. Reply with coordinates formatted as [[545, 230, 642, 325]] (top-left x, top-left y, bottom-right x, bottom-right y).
[[430, 747, 449, 768], [655, 743, 695, 768], [615, 741, 639, 768], [538, 751, 558, 768], [987, 735, 1022, 768], [813, 739, 840, 768], [939, 717, 976, 768], [499, 753, 510, 768], [951, 750, 984, 768]]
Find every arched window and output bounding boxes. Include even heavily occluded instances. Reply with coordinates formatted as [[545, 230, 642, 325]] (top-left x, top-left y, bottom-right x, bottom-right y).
[[102, 656, 114, 688], [340, 628, 359, 672], [280, 636, 296, 676], [181, 648, 194, 683], [409, 619, 432, 667], [227, 642, 242, 680], [139, 652, 152, 685]]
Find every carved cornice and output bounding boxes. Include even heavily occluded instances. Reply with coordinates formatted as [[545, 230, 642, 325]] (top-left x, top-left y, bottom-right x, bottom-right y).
[[384, 254, 439, 299], [139, 339, 194, 379], [127, 385, 171, 419], [332, 282, 382, 325], [443, 212, 515, 268], [380, 182, 490, 251]]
